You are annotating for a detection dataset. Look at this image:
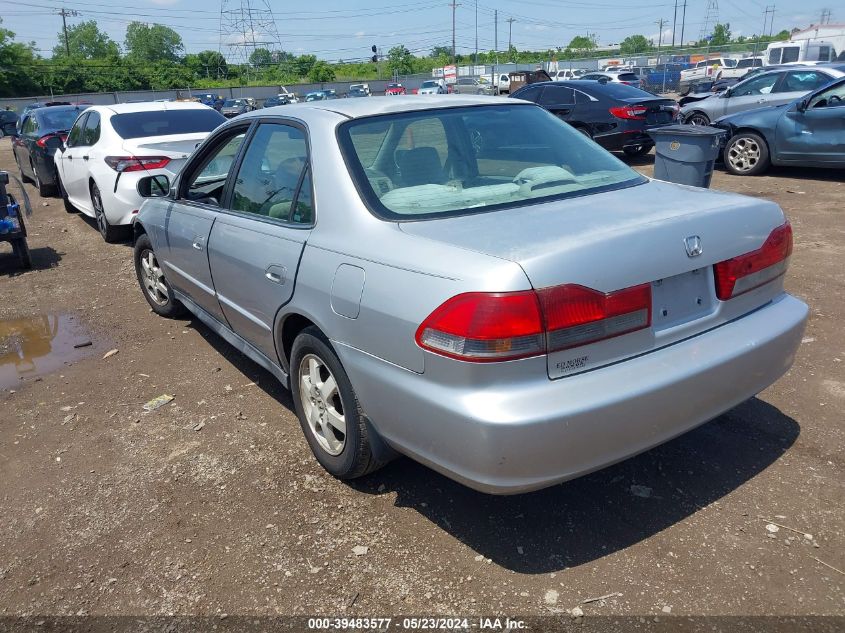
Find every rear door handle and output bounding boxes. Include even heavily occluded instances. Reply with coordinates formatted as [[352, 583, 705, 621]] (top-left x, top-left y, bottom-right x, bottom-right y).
[[264, 264, 286, 284], [82, 155, 89, 161], [191, 236, 205, 251]]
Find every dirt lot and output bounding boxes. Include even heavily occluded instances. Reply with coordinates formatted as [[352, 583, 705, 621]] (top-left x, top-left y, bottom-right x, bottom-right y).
[[0, 139, 843, 623]]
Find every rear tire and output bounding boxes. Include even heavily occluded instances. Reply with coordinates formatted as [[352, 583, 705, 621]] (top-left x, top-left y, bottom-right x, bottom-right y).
[[91, 182, 125, 243], [685, 111, 711, 126], [31, 160, 53, 197], [291, 327, 387, 480], [623, 144, 651, 157], [57, 171, 77, 213], [134, 233, 185, 317], [724, 131, 770, 176]]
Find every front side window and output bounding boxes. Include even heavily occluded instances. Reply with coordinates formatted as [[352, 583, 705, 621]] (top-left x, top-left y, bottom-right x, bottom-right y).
[[339, 104, 644, 220], [230, 123, 310, 222], [808, 81, 845, 108], [733, 73, 779, 96], [183, 129, 247, 205]]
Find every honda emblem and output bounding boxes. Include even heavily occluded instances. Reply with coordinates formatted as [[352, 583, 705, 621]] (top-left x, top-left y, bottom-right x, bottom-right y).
[[684, 235, 703, 258]]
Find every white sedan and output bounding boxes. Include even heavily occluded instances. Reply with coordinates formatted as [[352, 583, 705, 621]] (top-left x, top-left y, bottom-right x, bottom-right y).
[[55, 102, 225, 241]]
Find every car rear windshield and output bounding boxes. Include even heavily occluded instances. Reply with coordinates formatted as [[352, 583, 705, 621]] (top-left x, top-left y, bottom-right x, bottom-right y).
[[36, 108, 83, 131], [339, 104, 644, 220], [584, 82, 654, 99], [110, 108, 225, 139]]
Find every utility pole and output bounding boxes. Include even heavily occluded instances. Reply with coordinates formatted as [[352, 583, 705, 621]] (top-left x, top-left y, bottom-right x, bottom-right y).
[[671, 0, 678, 48], [450, 0, 459, 65], [494, 9, 498, 64], [474, 0, 478, 66], [56, 7, 79, 56], [506, 17, 516, 55], [679, 0, 687, 49], [769, 6, 776, 37], [656, 18, 667, 93]]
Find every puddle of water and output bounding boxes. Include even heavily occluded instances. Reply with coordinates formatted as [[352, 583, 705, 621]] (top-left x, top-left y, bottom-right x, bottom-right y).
[[0, 314, 97, 390]]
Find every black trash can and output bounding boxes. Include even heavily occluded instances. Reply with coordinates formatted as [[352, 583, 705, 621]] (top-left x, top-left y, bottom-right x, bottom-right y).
[[647, 125, 726, 188]]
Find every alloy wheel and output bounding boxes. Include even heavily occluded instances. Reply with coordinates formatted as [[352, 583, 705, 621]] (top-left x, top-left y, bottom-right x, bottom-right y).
[[687, 113, 710, 126], [139, 249, 169, 306], [726, 137, 761, 173], [299, 354, 346, 456]]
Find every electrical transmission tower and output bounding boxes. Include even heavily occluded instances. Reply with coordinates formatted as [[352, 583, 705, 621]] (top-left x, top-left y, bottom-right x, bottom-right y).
[[699, 0, 720, 42], [219, 0, 283, 68]]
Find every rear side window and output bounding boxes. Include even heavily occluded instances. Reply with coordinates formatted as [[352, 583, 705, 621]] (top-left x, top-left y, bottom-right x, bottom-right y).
[[36, 108, 83, 133], [585, 82, 652, 99], [539, 86, 575, 105], [781, 47, 800, 63], [83, 111, 101, 145], [780, 71, 830, 93], [110, 108, 224, 140], [513, 85, 543, 102]]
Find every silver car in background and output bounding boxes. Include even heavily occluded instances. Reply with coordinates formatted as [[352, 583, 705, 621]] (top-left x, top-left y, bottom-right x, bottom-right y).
[[418, 79, 447, 95], [131, 96, 807, 494], [452, 77, 495, 95], [681, 65, 844, 126]]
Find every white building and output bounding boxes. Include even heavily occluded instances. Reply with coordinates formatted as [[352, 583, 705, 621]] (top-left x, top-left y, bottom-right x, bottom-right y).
[[789, 23, 845, 58]]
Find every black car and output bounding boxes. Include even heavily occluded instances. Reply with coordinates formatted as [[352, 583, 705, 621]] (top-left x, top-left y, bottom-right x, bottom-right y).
[[11, 104, 86, 196], [510, 81, 679, 157], [263, 95, 291, 107], [0, 110, 19, 136]]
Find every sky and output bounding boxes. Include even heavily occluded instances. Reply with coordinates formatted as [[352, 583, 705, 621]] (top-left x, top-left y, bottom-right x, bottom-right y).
[[2, 0, 839, 61]]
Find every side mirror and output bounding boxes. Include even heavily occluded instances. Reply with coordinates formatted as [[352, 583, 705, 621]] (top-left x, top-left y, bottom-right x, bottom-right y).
[[723, 88, 732, 98], [797, 98, 809, 113], [137, 174, 171, 198]]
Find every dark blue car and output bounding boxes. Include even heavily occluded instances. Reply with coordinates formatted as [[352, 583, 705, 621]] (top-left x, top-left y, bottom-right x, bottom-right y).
[[714, 76, 845, 175]]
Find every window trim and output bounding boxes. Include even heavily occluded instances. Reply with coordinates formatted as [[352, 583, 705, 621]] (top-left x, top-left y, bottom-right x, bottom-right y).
[[176, 121, 255, 210], [219, 117, 316, 229]]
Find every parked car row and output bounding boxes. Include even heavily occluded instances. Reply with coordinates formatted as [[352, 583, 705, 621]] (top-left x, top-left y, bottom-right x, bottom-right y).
[[3, 86, 823, 495]]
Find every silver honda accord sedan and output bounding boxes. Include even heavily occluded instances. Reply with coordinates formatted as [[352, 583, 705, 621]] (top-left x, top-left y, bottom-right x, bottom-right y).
[[131, 95, 807, 494]]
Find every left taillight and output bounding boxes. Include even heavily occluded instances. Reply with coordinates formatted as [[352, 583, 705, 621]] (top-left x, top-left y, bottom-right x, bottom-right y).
[[35, 134, 63, 148], [609, 105, 648, 120], [415, 282, 652, 362], [104, 156, 170, 173], [713, 222, 793, 300]]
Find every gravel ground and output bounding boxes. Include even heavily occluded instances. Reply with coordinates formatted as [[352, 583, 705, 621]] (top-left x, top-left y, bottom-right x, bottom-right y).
[[0, 139, 843, 622]]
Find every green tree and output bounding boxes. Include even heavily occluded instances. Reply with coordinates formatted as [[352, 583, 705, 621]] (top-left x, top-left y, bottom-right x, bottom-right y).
[[566, 35, 596, 57], [430, 45, 452, 58], [619, 34, 650, 55], [197, 50, 227, 78], [710, 23, 732, 47], [249, 47, 272, 68], [387, 45, 414, 75], [308, 60, 336, 83], [52, 20, 118, 59], [0, 19, 41, 97], [124, 22, 184, 63], [507, 44, 518, 61], [294, 54, 317, 77]]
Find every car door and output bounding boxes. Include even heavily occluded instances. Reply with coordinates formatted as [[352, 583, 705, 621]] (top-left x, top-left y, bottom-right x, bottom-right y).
[[775, 81, 845, 165], [57, 112, 90, 206], [719, 72, 782, 117], [163, 124, 250, 324], [538, 85, 577, 121], [12, 115, 34, 176], [206, 121, 313, 361]]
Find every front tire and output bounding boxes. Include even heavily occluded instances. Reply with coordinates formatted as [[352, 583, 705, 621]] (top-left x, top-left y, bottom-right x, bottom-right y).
[[291, 327, 385, 480], [91, 182, 125, 243], [133, 233, 185, 317], [724, 131, 770, 176]]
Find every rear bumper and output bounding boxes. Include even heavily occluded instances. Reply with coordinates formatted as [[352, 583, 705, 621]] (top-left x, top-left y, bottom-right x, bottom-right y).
[[338, 294, 808, 494]]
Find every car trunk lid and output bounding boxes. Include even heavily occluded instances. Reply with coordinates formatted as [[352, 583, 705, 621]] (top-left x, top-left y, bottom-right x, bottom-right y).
[[121, 133, 208, 175], [399, 179, 788, 378], [620, 96, 679, 125]]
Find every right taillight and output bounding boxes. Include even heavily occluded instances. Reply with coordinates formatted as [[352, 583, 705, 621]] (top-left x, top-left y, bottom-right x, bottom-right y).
[[416, 282, 652, 362], [713, 222, 792, 300]]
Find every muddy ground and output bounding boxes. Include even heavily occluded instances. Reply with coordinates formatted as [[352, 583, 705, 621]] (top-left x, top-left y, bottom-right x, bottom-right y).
[[0, 139, 843, 622]]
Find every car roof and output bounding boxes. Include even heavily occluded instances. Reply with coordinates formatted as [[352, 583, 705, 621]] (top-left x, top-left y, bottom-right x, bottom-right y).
[[95, 101, 215, 115], [32, 104, 85, 117], [246, 95, 521, 120]]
